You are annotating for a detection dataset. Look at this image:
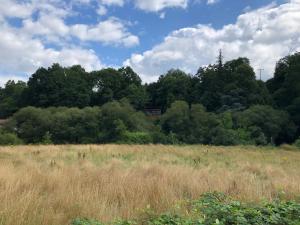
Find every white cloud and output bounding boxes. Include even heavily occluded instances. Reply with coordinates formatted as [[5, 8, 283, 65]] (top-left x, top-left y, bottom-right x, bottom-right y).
[[134, 0, 188, 12], [0, 0, 33, 19], [97, 5, 108, 15], [22, 14, 69, 40], [207, 0, 219, 5], [70, 18, 139, 47], [0, 0, 142, 86], [125, 1, 300, 82], [22, 14, 140, 47], [100, 0, 125, 6], [160, 12, 166, 19], [0, 20, 103, 85]]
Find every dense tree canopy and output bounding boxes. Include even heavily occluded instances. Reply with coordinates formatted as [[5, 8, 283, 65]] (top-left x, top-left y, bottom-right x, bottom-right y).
[[267, 52, 300, 136], [0, 80, 26, 118], [0, 52, 299, 145], [91, 67, 148, 110], [147, 69, 193, 112], [195, 57, 272, 112], [24, 64, 92, 108]]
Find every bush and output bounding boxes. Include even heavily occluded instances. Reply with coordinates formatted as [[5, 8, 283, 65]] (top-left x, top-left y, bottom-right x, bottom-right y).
[[0, 130, 23, 145], [71, 218, 103, 225], [121, 131, 153, 144], [294, 138, 300, 148], [9, 107, 52, 143]]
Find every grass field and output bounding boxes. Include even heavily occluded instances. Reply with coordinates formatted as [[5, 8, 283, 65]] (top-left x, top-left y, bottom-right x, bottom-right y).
[[0, 145, 299, 225]]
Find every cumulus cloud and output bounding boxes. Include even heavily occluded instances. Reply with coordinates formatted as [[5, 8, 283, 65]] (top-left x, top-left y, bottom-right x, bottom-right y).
[[0, 22, 103, 78], [1, 0, 138, 47], [0, 0, 33, 19], [81, 0, 189, 12], [133, 0, 188, 12], [97, 5, 108, 15], [100, 0, 125, 6], [0, 0, 141, 85], [0, 0, 107, 85], [125, 1, 300, 82], [22, 15, 139, 47], [207, 0, 219, 5], [71, 18, 139, 47]]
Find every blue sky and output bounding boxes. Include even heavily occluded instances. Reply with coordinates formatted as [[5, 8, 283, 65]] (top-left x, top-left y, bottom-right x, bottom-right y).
[[0, 0, 299, 85]]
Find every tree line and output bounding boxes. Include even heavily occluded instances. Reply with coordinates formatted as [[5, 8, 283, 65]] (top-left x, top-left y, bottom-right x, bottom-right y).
[[0, 52, 299, 146]]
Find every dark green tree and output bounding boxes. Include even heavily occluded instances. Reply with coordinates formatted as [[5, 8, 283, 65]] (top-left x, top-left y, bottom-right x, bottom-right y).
[[9, 107, 52, 143], [236, 105, 296, 145], [25, 64, 91, 107], [91, 67, 147, 109], [147, 69, 193, 112], [0, 80, 27, 118], [160, 101, 220, 144], [50, 107, 101, 144], [195, 57, 272, 112], [267, 52, 300, 136], [98, 100, 152, 142]]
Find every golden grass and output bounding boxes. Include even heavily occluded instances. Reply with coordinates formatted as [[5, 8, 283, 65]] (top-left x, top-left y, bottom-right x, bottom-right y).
[[0, 145, 299, 225]]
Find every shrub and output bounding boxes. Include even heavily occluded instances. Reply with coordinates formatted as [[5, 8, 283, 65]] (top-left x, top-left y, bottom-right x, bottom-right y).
[[151, 131, 180, 144], [294, 138, 300, 148], [121, 131, 153, 144], [0, 130, 23, 146], [71, 218, 103, 225]]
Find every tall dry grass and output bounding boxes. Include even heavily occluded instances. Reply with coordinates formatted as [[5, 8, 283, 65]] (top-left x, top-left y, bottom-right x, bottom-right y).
[[0, 145, 299, 225]]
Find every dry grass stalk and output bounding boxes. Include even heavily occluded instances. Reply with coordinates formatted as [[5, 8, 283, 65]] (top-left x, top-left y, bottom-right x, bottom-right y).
[[0, 145, 299, 225]]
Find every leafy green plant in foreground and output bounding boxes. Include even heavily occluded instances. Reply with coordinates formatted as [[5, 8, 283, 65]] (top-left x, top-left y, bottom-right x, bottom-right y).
[[72, 218, 104, 225], [71, 192, 300, 225]]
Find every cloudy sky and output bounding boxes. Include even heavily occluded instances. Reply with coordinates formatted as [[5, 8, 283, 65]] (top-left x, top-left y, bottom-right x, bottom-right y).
[[0, 0, 300, 85]]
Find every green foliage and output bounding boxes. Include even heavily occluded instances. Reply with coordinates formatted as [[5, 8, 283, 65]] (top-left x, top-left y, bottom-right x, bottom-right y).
[[294, 138, 300, 148], [0, 129, 23, 145], [147, 69, 193, 112], [210, 128, 240, 146], [72, 192, 300, 225], [160, 101, 220, 144], [195, 57, 272, 112], [190, 192, 300, 225], [1, 52, 300, 145], [9, 107, 52, 143], [91, 67, 147, 110], [121, 131, 153, 144], [8, 100, 153, 144], [71, 218, 104, 225], [40, 131, 53, 145], [25, 64, 91, 108], [267, 52, 300, 137], [0, 80, 26, 118], [50, 107, 101, 144], [236, 105, 296, 145], [98, 100, 152, 143]]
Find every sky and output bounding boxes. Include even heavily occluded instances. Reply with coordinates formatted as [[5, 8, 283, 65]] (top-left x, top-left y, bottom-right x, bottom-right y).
[[0, 0, 300, 86]]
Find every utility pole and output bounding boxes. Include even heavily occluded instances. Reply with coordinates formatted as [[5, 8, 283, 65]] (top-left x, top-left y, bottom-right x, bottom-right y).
[[258, 68, 264, 81], [217, 49, 224, 72]]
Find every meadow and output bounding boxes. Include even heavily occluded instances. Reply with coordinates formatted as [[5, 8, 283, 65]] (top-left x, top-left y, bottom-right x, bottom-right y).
[[0, 145, 299, 225]]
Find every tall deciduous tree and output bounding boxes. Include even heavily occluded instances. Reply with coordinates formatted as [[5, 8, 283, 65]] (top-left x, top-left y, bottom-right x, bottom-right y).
[[147, 69, 193, 112], [267, 52, 300, 135], [25, 64, 91, 107], [196, 57, 272, 112], [91, 67, 147, 109], [0, 80, 26, 118]]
